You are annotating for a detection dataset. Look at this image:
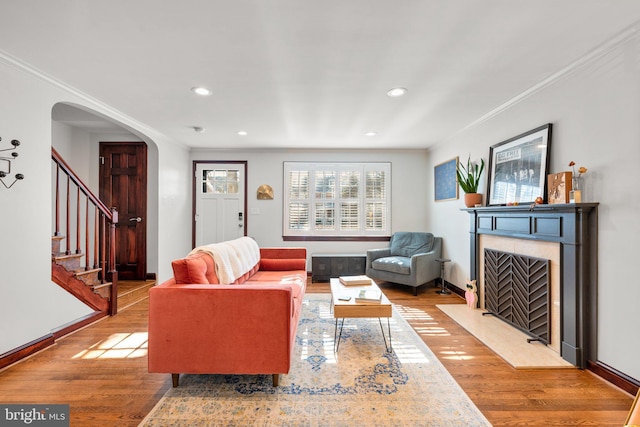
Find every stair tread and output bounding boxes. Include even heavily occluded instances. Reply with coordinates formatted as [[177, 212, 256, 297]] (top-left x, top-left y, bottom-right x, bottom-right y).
[[52, 252, 84, 260], [118, 282, 154, 297], [73, 268, 102, 276], [92, 282, 112, 290], [117, 281, 154, 309]]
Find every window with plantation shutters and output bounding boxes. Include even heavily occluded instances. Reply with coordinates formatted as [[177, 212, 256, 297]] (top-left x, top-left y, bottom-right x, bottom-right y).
[[287, 170, 309, 230], [284, 162, 391, 238]]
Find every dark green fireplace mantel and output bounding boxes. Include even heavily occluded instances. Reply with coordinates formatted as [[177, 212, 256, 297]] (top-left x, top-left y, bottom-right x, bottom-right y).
[[464, 203, 599, 368]]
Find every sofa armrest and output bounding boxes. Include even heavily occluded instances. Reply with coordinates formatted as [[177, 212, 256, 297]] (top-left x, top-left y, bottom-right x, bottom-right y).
[[148, 283, 299, 375]]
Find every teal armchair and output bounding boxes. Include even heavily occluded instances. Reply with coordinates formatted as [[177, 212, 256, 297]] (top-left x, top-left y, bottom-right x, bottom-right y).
[[366, 232, 442, 296]]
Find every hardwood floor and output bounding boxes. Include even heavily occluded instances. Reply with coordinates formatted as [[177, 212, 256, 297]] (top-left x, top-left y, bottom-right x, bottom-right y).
[[0, 280, 633, 426], [375, 282, 634, 426]]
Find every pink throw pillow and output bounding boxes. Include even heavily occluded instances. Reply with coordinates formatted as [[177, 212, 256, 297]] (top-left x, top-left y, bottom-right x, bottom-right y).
[[171, 255, 209, 284]]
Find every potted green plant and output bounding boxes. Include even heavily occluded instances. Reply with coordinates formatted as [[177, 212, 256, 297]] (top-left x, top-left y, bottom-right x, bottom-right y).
[[456, 155, 485, 208]]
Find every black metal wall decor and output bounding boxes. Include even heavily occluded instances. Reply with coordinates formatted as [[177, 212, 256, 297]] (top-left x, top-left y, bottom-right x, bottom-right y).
[[0, 136, 24, 189]]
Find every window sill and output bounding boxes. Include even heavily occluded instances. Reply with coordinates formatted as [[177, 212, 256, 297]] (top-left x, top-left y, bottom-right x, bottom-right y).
[[283, 236, 390, 242]]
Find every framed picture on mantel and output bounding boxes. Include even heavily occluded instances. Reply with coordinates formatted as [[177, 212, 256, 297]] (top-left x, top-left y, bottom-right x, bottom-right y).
[[548, 172, 571, 204], [486, 124, 552, 206]]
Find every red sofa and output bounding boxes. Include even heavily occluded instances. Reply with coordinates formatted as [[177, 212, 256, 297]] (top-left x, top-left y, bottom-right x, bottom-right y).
[[148, 238, 307, 387]]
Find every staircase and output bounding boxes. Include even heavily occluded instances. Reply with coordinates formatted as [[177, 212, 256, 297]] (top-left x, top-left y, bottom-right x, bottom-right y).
[[51, 235, 111, 312], [52, 231, 153, 312], [51, 148, 118, 316], [0, 149, 123, 371]]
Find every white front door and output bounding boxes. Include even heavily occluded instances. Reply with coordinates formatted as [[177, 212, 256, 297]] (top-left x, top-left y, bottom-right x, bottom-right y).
[[195, 162, 246, 246]]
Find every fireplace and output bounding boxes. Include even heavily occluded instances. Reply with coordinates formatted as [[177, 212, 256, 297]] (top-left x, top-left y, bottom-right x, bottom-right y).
[[479, 234, 562, 353], [484, 248, 550, 345], [465, 203, 598, 368]]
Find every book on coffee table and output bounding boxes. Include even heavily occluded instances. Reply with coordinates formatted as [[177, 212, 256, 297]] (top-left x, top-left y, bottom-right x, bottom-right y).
[[339, 275, 372, 286], [355, 288, 382, 303]]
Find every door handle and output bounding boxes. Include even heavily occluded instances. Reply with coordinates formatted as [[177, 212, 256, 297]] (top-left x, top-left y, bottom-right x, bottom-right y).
[[129, 217, 142, 222]]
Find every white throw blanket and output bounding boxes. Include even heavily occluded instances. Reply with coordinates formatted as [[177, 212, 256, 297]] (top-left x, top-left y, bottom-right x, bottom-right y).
[[189, 237, 260, 284], [227, 236, 260, 273]]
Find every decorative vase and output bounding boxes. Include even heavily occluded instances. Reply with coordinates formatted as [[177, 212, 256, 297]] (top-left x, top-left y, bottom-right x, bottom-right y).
[[465, 289, 477, 308], [464, 193, 483, 208], [569, 177, 582, 203], [464, 279, 477, 309]]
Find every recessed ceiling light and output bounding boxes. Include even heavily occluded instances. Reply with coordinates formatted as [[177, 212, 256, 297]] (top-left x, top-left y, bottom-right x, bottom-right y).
[[364, 132, 377, 137], [237, 131, 248, 136], [193, 126, 205, 133], [191, 86, 212, 96], [387, 87, 407, 97]]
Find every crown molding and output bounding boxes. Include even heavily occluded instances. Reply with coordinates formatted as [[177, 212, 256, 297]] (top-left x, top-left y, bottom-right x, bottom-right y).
[[0, 49, 160, 139], [442, 21, 640, 144]]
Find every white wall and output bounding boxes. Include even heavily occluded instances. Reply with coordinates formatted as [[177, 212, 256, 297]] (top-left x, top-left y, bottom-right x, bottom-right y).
[[51, 121, 93, 183], [426, 31, 640, 381], [0, 63, 91, 354], [191, 149, 430, 260], [0, 59, 192, 355], [156, 142, 192, 281]]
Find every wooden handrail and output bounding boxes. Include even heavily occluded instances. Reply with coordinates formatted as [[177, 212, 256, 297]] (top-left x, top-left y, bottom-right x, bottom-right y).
[[51, 147, 119, 315], [51, 147, 112, 220]]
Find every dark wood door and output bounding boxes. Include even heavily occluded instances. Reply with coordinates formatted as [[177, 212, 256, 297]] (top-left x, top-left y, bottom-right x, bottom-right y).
[[99, 142, 147, 280]]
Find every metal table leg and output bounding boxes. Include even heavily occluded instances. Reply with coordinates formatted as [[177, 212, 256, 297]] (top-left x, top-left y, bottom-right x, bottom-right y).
[[334, 317, 392, 353], [378, 317, 392, 352], [435, 257, 451, 295], [334, 318, 345, 353]]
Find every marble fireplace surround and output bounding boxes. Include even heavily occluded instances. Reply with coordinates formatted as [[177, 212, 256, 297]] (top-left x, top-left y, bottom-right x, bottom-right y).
[[465, 203, 598, 368]]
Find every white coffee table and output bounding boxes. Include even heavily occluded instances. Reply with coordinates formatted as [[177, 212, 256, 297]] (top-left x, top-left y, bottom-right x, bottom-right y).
[[329, 277, 393, 352]]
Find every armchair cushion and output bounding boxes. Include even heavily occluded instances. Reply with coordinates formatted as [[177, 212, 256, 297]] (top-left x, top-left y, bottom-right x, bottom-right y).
[[389, 232, 434, 257], [372, 256, 411, 275]]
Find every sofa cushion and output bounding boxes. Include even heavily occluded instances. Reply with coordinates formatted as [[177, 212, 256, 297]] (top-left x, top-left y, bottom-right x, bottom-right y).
[[171, 253, 210, 284], [390, 232, 434, 257], [372, 256, 411, 275], [260, 258, 306, 271], [250, 270, 305, 283]]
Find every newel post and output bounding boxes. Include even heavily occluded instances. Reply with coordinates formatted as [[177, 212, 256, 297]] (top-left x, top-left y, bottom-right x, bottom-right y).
[[109, 207, 119, 315]]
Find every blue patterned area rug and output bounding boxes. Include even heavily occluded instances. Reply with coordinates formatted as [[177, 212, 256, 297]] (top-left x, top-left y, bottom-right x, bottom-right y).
[[140, 294, 491, 427]]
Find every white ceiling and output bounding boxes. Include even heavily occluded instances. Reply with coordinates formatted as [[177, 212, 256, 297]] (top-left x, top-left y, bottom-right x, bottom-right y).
[[2, 1, 640, 150]]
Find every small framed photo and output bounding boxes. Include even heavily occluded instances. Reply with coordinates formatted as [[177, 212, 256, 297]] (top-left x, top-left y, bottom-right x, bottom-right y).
[[547, 172, 571, 204], [486, 124, 552, 206], [434, 157, 459, 201]]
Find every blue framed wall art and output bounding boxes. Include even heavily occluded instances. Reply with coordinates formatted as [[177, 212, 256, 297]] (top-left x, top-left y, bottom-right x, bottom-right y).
[[434, 157, 459, 201]]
